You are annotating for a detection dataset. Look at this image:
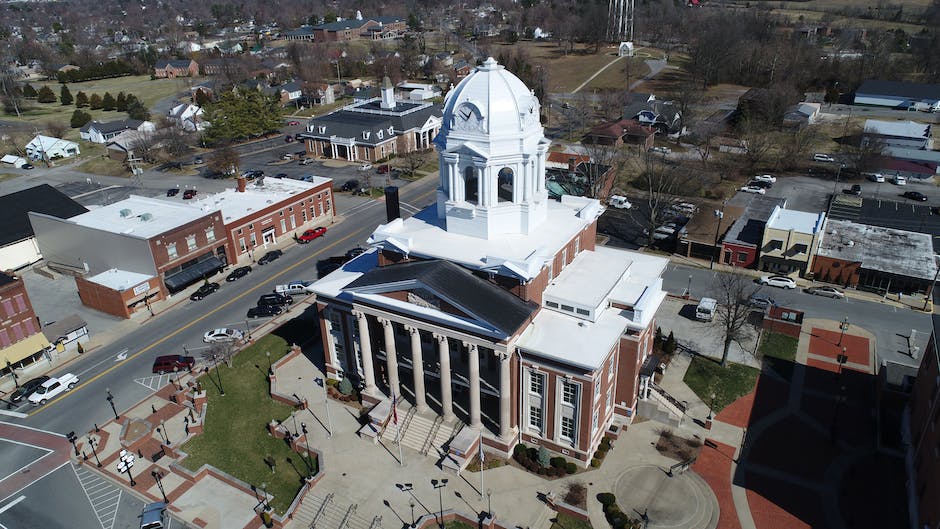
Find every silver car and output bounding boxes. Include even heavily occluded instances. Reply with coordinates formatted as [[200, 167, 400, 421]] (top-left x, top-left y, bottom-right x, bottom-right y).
[[806, 286, 845, 299]]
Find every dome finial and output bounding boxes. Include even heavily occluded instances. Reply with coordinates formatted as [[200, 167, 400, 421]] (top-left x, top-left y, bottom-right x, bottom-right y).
[[480, 57, 499, 70]]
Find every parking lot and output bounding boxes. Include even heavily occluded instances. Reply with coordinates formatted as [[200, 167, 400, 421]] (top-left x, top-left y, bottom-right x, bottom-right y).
[[654, 296, 762, 367]]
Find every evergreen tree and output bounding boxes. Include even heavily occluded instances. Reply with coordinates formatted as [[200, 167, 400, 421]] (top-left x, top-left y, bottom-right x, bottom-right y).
[[59, 84, 73, 105], [36, 85, 56, 103], [115, 91, 127, 111], [537, 445, 550, 467], [89, 93, 103, 109], [338, 377, 353, 396], [203, 89, 283, 144], [75, 91, 89, 108], [194, 88, 211, 107], [126, 99, 150, 121], [70, 109, 92, 128], [22, 83, 37, 98], [101, 92, 116, 111], [663, 331, 677, 355]]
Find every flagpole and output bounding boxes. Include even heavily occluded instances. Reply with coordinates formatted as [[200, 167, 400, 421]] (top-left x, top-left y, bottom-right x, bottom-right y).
[[479, 430, 484, 500]]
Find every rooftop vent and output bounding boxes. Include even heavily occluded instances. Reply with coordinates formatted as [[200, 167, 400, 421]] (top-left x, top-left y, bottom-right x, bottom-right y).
[[139, 213, 153, 222], [119, 208, 132, 217]]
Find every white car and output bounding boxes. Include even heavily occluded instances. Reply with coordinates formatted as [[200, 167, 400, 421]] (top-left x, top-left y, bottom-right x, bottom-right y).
[[648, 146, 671, 155], [753, 174, 776, 183], [739, 185, 766, 195], [607, 195, 632, 209], [867, 173, 885, 183], [674, 202, 697, 215], [358, 163, 373, 171], [759, 275, 797, 289], [28, 373, 79, 405], [203, 328, 245, 343], [813, 153, 835, 163], [893, 175, 907, 185]]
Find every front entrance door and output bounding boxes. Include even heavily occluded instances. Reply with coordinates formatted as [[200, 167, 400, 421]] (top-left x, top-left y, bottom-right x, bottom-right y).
[[262, 228, 276, 246]]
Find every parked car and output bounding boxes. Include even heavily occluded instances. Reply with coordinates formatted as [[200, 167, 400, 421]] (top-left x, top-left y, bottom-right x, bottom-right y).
[[285, 135, 295, 143], [226, 266, 252, 282], [649, 146, 671, 155], [202, 328, 244, 343], [846, 184, 861, 196], [813, 153, 835, 163], [248, 305, 283, 318], [748, 180, 773, 189], [28, 373, 79, 404], [806, 286, 845, 299], [377, 164, 391, 174], [166, 188, 180, 197], [358, 163, 372, 171], [189, 282, 220, 300], [345, 247, 367, 260], [258, 250, 283, 265], [152, 355, 196, 374], [274, 281, 312, 296], [739, 185, 766, 195], [258, 293, 293, 307], [607, 195, 632, 209], [747, 293, 776, 309], [299, 174, 314, 182], [282, 153, 294, 161], [298, 227, 327, 243], [759, 275, 797, 289], [139, 502, 167, 529], [298, 158, 312, 165], [673, 202, 697, 215], [9, 375, 51, 403], [275, 173, 288, 179], [893, 175, 907, 185], [903, 191, 928, 201], [182, 189, 198, 199], [341, 180, 361, 192], [287, 120, 300, 126], [867, 173, 885, 183], [193, 156, 204, 165], [752, 174, 776, 183]]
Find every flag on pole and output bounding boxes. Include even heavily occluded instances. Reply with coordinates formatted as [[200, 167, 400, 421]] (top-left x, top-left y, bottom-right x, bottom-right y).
[[392, 393, 398, 425]]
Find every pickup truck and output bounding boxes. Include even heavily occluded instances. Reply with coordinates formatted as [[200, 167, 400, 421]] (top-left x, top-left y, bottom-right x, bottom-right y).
[[28, 373, 79, 404]]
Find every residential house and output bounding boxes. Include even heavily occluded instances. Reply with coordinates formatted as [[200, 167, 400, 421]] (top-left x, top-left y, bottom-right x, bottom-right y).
[[0, 272, 50, 380], [473, 23, 499, 37], [435, 52, 454, 66], [153, 59, 199, 78], [167, 103, 206, 132], [622, 93, 682, 135], [25, 135, 80, 161], [582, 119, 655, 150], [80, 119, 156, 144], [301, 77, 442, 163], [854, 80, 940, 111], [453, 59, 473, 78], [277, 81, 303, 105], [312, 16, 407, 42], [782, 102, 821, 129], [758, 206, 826, 276], [105, 130, 153, 161], [0, 184, 88, 272], [812, 219, 936, 294], [301, 84, 337, 106]]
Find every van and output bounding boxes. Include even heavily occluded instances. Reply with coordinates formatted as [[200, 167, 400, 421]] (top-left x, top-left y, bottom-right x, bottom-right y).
[[607, 195, 632, 209], [151, 355, 195, 374], [695, 297, 718, 322], [274, 281, 311, 296], [139, 502, 167, 529]]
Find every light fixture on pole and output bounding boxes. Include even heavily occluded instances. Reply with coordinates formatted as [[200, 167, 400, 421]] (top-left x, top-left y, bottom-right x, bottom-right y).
[[88, 435, 102, 467], [151, 470, 168, 503], [106, 388, 119, 420], [431, 478, 448, 529], [710, 204, 725, 270], [117, 449, 137, 486]]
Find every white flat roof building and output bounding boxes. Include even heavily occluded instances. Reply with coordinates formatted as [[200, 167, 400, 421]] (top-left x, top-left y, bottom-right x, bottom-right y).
[[69, 196, 215, 239], [189, 177, 330, 224], [766, 206, 825, 235]]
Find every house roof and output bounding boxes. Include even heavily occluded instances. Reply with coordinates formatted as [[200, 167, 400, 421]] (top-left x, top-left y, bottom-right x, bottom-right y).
[[285, 26, 315, 37], [41, 314, 87, 343], [82, 119, 145, 135], [26, 135, 78, 151], [0, 184, 88, 246], [856, 80, 940, 101], [0, 272, 16, 287], [345, 259, 538, 337], [155, 59, 193, 69], [827, 195, 940, 241], [723, 195, 787, 247], [314, 19, 369, 31], [303, 100, 442, 144], [817, 219, 937, 280]]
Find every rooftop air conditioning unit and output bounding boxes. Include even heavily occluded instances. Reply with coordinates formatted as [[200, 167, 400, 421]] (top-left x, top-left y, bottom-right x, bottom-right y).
[[119, 209, 132, 217], [140, 213, 153, 221]]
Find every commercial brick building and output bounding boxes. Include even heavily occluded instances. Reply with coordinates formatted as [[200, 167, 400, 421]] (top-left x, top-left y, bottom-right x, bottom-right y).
[[0, 272, 50, 378], [907, 314, 940, 529]]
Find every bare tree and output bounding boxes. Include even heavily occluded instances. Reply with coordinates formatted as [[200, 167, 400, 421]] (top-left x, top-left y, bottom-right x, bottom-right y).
[[207, 144, 240, 177], [43, 120, 68, 139], [579, 141, 629, 199], [630, 154, 696, 246], [686, 122, 722, 168], [131, 133, 159, 164], [711, 271, 761, 367], [738, 117, 774, 168], [399, 150, 426, 179], [777, 127, 818, 170], [204, 340, 237, 368]]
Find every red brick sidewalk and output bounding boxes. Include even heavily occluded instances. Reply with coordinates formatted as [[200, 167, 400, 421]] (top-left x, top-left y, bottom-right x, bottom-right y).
[[692, 439, 741, 529]]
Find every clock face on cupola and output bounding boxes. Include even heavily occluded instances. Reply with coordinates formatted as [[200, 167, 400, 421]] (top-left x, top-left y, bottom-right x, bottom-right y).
[[453, 103, 484, 132]]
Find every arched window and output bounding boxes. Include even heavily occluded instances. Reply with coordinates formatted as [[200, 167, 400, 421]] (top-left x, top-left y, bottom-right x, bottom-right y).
[[464, 166, 479, 205], [497, 167, 514, 203]]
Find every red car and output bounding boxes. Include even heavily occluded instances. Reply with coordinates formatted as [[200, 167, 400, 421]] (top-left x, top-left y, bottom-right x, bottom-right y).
[[287, 120, 300, 126], [298, 227, 327, 243], [183, 189, 197, 199]]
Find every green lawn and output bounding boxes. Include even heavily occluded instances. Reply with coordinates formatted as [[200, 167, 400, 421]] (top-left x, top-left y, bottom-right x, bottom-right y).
[[444, 521, 475, 529], [551, 512, 593, 529], [180, 335, 315, 514], [759, 332, 798, 362], [682, 355, 759, 412]]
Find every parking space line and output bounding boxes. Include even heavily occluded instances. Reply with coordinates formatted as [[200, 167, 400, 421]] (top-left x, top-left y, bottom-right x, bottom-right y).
[[134, 375, 171, 392], [0, 411, 27, 419], [0, 495, 25, 514]]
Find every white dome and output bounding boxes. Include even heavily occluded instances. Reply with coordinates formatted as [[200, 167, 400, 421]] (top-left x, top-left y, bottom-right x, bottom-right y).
[[440, 57, 541, 140]]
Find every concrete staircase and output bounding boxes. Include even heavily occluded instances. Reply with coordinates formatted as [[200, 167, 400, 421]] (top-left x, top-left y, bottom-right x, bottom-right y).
[[380, 405, 465, 457], [285, 493, 383, 529]]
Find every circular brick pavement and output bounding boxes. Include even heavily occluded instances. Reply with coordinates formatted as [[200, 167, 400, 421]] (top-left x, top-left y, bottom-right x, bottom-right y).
[[614, 464, 718, 529]]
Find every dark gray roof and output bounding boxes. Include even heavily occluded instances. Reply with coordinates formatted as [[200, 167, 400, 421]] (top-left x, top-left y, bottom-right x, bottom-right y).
[[346, 260, 537, 336], [0, 184, 88, 246], [303, 101, 441, 145], [856, 80, 940, 101], [85, 119, 145, 134], [724, 196, 787, 247], [41, 314, 87, 343], [155, 59, 193, 69], [0, 272, 16, 287], [285, 26, 315, 36], [314, 19, 368, 31]]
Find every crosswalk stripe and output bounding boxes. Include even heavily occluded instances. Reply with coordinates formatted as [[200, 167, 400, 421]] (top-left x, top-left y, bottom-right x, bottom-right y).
[[73, 464, 122, 529]]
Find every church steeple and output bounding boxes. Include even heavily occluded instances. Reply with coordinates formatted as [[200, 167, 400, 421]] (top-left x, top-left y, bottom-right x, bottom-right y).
[[380, 76, 396, 110]]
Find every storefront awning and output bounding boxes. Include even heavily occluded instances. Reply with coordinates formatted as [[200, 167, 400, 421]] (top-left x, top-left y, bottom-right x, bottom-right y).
[[164, 256, 224, 293], [1, 333, 52, 366]]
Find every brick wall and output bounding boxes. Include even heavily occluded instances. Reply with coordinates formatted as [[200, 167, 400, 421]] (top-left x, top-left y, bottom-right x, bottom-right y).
[[910, 333, 940, 529], [0, 277, 41, 347], [75, 275, 164, 319]]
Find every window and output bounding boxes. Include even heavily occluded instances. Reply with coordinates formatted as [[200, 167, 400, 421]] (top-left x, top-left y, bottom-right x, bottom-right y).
[[562, 248, 568, 266], [594, 380, 600, 400], [377, 130, 383, 139], [13, 295, 26, 313], [792, 243, 808, 254], [186, 235, 197, 252], [280, 220, 287, 233], [237, 228, 243, 235], [592, 409, 599, 432], [574, 237, 580, 254], [546, 301, 559, 309], [529, 405, 543, 429], [248, 224, 254, 230], [238, 238, 246, 252], [608, 359, 614, 380], [167, 244, 178, 260], [560, 416, 575, 441], [363, 131, 371, 139], [464, 166, 479, 204], [497, 167, 514, 203], [529, 372, 544, 395], [250, 233, 257, 247], [318, 126, 326, 134], [205, 228, 216, 243], [576, 308, 590, 316], [560, 304, 574, 312], [547, 260, 554, 279], [562, 381, 578, 406]]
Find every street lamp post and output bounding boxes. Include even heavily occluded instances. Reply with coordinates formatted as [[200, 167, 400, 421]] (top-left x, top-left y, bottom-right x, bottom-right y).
[[6, 360, 18, 388], [151, 470, 169, 503], [431, 478, 448, 529], [409, 500, 416, 528], [66, 431, 79, 456], [486, 489, 492, 517], [838, 316, 849, 346], [832, 163, 846, 194], [88, 435, 102, 467], [117, 449, 136, 486], [830, 349, 849, 442], [266, 351, 272, 376], [106, 388, 119, 420]]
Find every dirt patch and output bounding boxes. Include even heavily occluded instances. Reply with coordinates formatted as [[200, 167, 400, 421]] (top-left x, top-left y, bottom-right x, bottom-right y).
[[654, 428, 702, 462]]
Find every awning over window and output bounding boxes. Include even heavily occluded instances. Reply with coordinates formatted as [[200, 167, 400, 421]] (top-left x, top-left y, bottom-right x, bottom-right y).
[[164, 256, 224, 293], [0, 333, 52, 366]]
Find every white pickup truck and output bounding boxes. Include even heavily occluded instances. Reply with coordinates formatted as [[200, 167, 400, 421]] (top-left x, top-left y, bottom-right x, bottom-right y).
[[28, 373, 79, 405]]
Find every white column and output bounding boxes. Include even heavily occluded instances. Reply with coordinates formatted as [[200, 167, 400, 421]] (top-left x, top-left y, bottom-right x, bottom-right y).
[[381, 318, 400, 398], [499, 351, 511, 439], [322, 311, 338, 369], [408, 326, 428, 412], [523, 159, 534, 201], [476, 166, 486, 206], [467, 342, 482, 429], [435, 333, 454, 420], [331, 143, 337, 159], [353, 311, 376, 394]]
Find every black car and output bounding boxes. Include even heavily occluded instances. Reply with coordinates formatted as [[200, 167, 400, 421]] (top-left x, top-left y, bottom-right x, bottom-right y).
[[904, 191, 928, 202], [226, 266, 252, 282], [9, 376, 51, 403], [258, 250, 283, 265], [748, 180, 773, 189], [190, 282, 220, 301], [340, 180, 361, 192], [22, 163, 34, 170], [167, 188, 180, 197], [274, 173, 288, 179], [345, 247, 366, 260], [248, 304, 283, 318], [258, 293, 293, 307]]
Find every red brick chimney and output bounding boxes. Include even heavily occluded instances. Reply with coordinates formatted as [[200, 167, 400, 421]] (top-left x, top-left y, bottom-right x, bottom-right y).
[[236, 176, 246, 192], [568, 157, 577, 173]]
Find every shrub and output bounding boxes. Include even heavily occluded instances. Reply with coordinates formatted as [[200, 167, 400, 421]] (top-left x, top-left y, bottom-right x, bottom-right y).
[[600, 436, 612, 449], [663, 331, 677, 355], [70, 109, 92, 128], [36, 85, 56, 103], [591, 458, 600, 468], [537, 445, 551, 467], [325, 378, 339, 387], [550, 456, 566, 469], [338, 377, 353, 395], [565, 462, 577, 474], [514, 444, 529, 458], [594, 449, 606, 460], [597, 492, 616, 507], [563, 482, 586, 508]]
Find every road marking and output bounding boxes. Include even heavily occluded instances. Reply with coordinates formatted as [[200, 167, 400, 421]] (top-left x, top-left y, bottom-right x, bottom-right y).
[[134, 375, 171, 392], [115, 350, 128, 361], [0, 411, 27, 419], [0, 448, 53, 484], [0, 421, 67, 437], [29, 182, 439, 417], [0, 495, 25, 514], [73, 464, 121, 529], [0, 460, 69, 505]]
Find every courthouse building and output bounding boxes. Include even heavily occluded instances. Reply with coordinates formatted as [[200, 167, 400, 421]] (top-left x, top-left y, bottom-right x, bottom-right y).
[[308, 58, 667, 465]]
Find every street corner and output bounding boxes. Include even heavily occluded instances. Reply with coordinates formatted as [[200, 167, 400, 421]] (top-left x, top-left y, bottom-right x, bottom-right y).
[[0, 422, 71, 502]]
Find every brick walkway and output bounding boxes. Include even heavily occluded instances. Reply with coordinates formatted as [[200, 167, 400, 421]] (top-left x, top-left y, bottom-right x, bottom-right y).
[[692, 440, 741, 529]]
